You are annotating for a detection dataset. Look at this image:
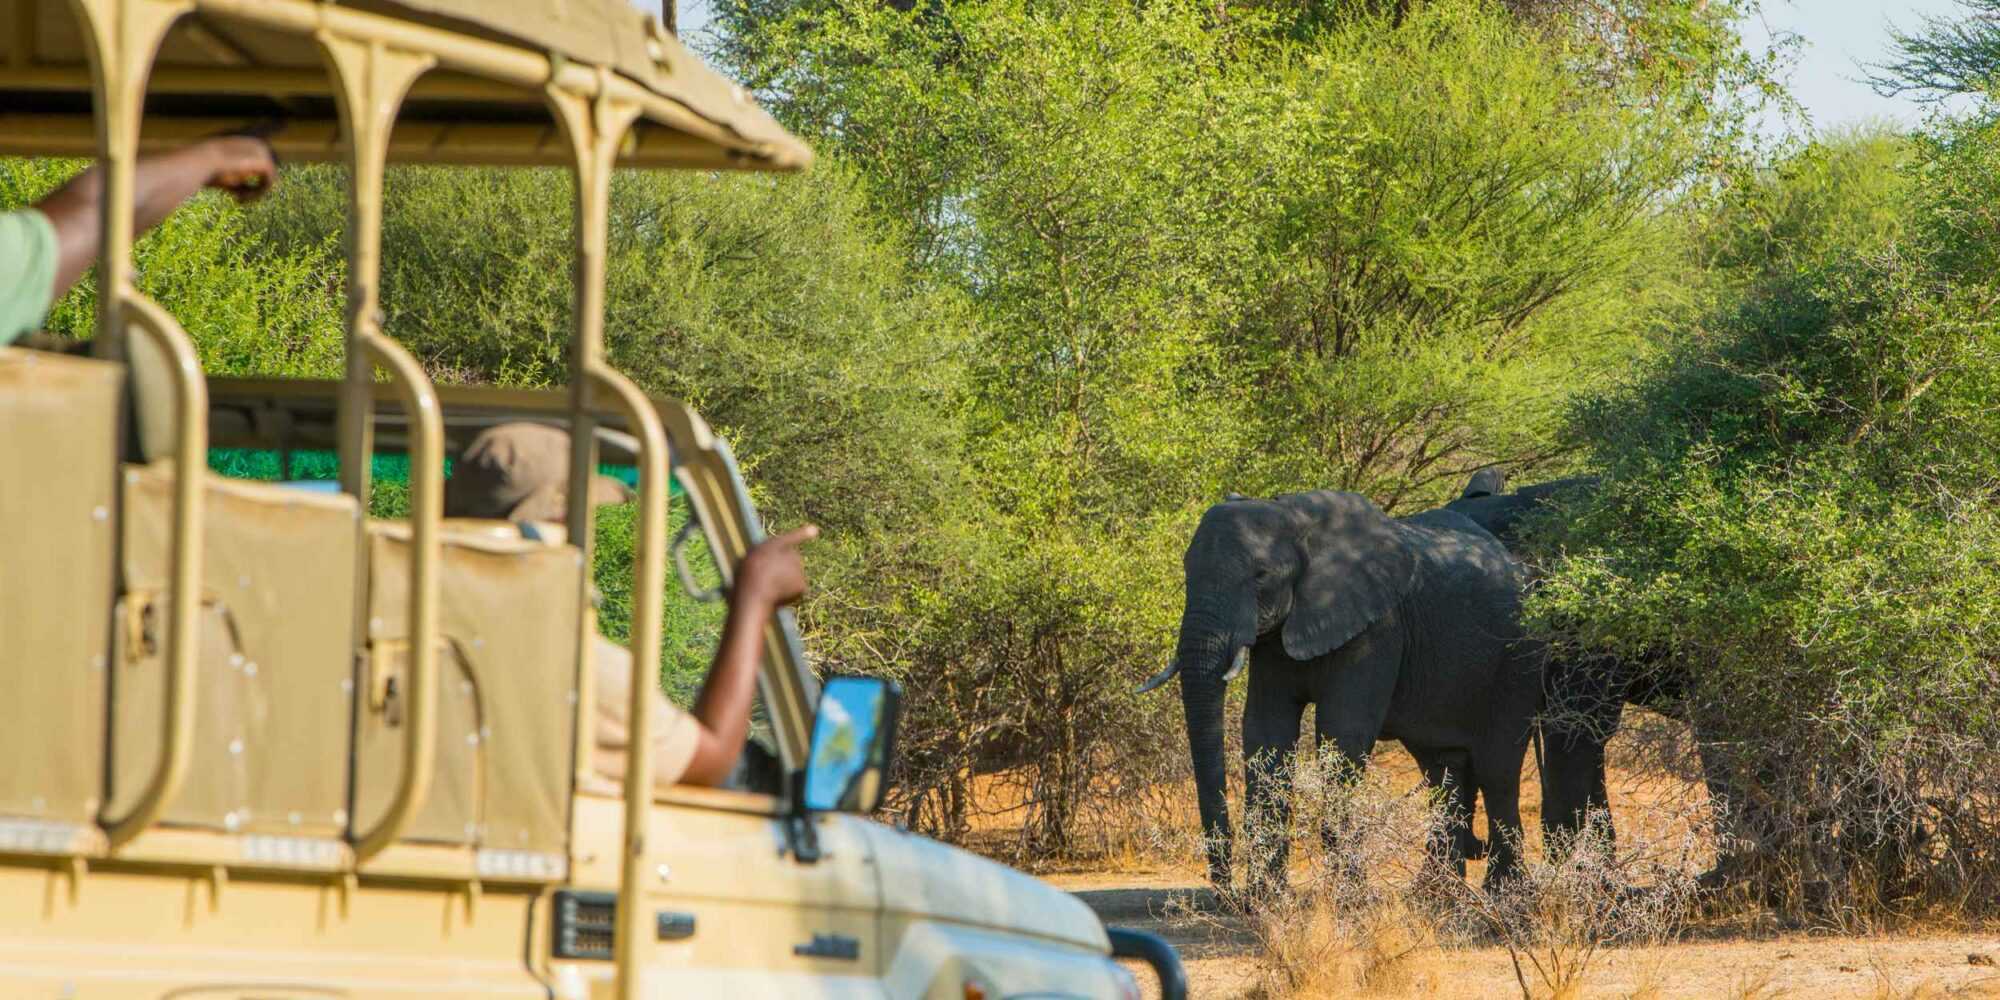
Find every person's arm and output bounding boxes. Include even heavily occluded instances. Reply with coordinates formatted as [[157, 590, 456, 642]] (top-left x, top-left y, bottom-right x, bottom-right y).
[[678, 524, 819, 787], [33, 137, 278, 297]]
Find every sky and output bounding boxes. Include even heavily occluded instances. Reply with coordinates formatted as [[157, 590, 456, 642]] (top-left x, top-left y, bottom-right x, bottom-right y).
[[1745, 0, 1973, 136], [659, 0, 1967, 137]]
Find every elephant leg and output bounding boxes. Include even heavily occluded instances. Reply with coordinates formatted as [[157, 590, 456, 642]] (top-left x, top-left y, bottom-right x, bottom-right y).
[[1475, 647, 1542, 889], [1409, 746, 1480, 878], [1540, 655, 1626, 859], [1472, 739, 1529, 889], [1694, 733, 1786, 890], [1243, 663, 1307, 899], [1308, 697, 1387, 888]]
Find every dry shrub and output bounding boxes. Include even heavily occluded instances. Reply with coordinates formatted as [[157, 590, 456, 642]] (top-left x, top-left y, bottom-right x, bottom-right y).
[[1154, 746, 1455, 997], [1164, 746, 1710, 999], [1246, 895, 1443, 999], [856, 528, 1192, 865], [1450, 809, 1704, 1000]]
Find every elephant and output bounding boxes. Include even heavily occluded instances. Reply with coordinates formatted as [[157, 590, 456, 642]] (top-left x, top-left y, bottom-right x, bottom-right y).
[[1141, 490, 1543, 892], [1439, 471, 1669, 851], [1444, 470, 1788, 879]]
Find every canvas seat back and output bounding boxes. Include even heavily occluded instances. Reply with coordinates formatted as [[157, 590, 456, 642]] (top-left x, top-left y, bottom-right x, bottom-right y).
[[355, 519, 582, 873], [110, 463, 361, 838], [0, 348, 122, 850]]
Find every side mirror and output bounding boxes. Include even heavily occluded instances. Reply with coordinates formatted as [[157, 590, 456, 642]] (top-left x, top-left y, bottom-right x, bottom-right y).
[[802, 676, 901, 815]]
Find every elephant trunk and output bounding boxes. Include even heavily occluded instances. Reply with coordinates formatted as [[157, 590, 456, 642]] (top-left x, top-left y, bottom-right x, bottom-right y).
[[1173, 610, 1241, 888]]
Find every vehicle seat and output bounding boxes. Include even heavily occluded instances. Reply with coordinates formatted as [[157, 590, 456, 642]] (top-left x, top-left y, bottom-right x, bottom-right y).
[[353, 518, 583, 874], [109, 461, 361, 837], [0, 348, 122, 850]]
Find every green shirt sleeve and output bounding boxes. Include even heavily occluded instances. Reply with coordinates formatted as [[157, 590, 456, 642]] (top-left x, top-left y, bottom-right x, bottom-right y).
[[0, 208, 60, 347]]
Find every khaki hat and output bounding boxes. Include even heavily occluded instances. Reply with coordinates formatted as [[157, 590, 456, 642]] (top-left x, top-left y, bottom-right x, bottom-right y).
[[444, 423, 635, 522]]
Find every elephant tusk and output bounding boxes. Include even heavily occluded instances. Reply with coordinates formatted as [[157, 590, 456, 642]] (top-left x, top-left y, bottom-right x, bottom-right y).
[[1221, 646, 1250, 682], [1136, 661, 1181, 694]]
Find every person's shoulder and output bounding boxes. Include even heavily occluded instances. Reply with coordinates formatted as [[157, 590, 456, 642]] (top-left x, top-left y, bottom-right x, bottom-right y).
[[0, 208, 60, 345], [0, 207, 55, 241]]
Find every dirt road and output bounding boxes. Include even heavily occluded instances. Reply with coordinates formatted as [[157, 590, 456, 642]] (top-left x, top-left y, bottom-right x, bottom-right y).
[[1058, 867, 2000, 998]]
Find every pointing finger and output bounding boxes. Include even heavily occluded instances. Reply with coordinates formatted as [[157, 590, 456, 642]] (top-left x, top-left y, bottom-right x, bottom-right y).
[[773, 523, 820, 546]]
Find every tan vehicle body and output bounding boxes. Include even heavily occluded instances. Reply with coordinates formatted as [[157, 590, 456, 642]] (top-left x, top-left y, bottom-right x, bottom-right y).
[[0, 2, 1156, 997]]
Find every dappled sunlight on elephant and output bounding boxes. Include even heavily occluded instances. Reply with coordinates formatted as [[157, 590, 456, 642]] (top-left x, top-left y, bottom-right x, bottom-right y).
[[1142, 490, 1542, 893]]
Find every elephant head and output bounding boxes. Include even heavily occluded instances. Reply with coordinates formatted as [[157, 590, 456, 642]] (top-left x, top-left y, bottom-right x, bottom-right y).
[[1462, 467, 1508, 499], [1445, 471, 1600, 549], [1141, 491, 1419, 884]]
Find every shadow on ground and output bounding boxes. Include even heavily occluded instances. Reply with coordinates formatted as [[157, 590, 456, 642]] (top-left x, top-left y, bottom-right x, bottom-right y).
[[1070, 886, 1260, 961]]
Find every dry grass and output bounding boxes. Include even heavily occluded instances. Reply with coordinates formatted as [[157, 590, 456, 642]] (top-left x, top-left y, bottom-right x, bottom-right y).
[[1238, 897, 1446, 999], [1726, 966, 1787, 1000], [1136, 743, 1718, 1000], [996, 715, 2000, 999]]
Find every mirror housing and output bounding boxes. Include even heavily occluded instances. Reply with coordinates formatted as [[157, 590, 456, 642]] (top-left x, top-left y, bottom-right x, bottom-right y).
[[803, 676, 902, 815]]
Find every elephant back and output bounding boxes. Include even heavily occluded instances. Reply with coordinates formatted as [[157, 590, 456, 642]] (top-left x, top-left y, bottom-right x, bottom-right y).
[[1396, 508, 1529, 604]]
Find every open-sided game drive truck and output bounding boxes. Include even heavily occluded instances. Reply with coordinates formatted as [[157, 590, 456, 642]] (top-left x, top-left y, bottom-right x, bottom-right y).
[[0, 1, 1187, 996]]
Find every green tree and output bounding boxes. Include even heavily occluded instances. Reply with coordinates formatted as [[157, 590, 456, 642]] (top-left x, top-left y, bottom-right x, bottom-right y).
[[711, 0, 1777, 854], [1527, 123, 2000, 913]]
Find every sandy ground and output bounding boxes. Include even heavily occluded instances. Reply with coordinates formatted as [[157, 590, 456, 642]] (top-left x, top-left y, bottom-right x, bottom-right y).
[[1053, 864, 2000, 999], [1032, 736, 2000, 998]]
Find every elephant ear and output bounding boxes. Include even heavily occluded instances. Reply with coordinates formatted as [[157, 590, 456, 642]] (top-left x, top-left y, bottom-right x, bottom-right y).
[[1277, 491, 1419, 661]]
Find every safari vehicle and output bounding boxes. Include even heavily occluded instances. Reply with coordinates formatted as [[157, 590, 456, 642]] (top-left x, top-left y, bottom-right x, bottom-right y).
[[0, 1, 1186, 996]]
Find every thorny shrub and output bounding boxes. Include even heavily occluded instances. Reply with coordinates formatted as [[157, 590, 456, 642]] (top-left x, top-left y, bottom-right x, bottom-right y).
[[1160, 746, 1712, 999]]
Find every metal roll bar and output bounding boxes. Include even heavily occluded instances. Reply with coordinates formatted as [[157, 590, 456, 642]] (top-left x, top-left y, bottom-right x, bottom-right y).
[[589, 367, 672, 1000], [68, 0, 207, 851], [548, 79, 658, 1000], [318, 30, 446, 863], [100, 291, 208, 848], [348, 335, 444, 862]]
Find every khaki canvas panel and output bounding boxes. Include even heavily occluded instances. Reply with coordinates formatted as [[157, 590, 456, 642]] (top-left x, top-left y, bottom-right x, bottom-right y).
[[112, 462, 359, 836], [359, 521, 583, 858], [0, 348, 121, 828], [339, 0, 798, 152], [351, 632, 482, 845]]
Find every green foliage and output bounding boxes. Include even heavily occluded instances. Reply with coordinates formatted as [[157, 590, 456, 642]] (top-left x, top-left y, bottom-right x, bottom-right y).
[[719, 0, 1766, 517], [1528, 122, 2000, 910], [716, 0, 1774, 851], [0, 158, 347, 375]]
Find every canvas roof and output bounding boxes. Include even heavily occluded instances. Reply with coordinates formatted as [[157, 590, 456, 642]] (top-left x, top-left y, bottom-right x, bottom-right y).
[[0, 0, 810, 170]]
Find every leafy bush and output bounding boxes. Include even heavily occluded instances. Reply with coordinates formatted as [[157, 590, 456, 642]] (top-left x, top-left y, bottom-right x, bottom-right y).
[[717, 0, 1768, 858], [0, 158, 346, 375], [1528, 121, 2000, 917]]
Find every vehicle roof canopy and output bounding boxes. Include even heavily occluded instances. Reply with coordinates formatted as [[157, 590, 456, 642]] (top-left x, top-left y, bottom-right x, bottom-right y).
[[0, 0, 811, 170]]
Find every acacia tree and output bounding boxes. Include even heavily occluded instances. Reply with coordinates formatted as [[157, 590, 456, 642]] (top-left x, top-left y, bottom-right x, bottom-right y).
[[710, 0, 1778, 855], [1871, 0, 2000, 101]]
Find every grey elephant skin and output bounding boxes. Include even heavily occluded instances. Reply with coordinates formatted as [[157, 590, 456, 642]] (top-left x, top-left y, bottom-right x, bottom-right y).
[[1147, 491, 1543, 890], [1442, 473, 1689, 852]]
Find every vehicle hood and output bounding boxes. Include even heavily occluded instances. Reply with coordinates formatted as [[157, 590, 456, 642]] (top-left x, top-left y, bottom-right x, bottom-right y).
[[849, 818, 1108, 953]]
